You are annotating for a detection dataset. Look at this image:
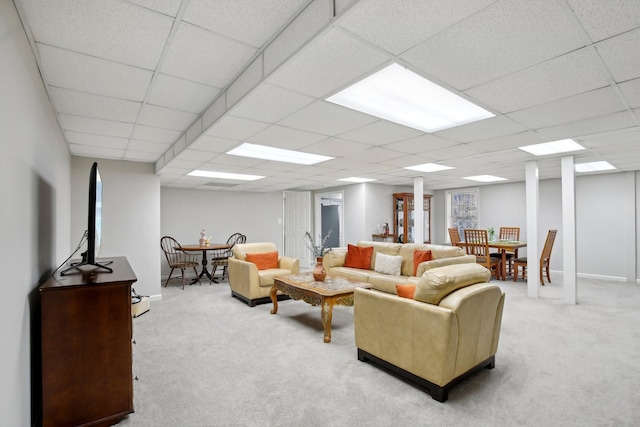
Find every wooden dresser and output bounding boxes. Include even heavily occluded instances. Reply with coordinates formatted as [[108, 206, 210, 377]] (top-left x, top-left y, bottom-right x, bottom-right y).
[[39, 256, 137, 427]]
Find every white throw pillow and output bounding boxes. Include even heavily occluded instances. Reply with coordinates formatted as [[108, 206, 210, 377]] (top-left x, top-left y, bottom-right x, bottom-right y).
[[374, 252, 403, 276]]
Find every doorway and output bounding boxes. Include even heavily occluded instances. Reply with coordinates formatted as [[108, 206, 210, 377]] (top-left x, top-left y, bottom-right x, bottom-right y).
[[314, 191, 343, 251]]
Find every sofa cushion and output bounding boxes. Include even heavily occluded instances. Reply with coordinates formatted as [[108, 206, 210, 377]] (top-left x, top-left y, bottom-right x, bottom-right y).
[[344, 244, 373, 269], [246, 251, 279, 270], [358, 241, 402, 271], [257, 268, 294, 287], [414, 263, 491, 305], [374, 252, 402, 276], [413, 250, 432, 276], [396, 284, 416, 299]]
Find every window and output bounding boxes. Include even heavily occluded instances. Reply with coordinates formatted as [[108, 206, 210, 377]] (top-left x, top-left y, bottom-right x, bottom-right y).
[[446, 189, 479, 243]]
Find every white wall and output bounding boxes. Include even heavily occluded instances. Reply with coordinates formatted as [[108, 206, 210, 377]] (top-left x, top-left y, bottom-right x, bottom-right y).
[[0, 2, 71, 424], [71, 157, 161, 298]]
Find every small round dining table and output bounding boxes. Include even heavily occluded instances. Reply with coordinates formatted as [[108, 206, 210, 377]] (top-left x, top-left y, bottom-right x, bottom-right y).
[[180, 243, 231, 283]]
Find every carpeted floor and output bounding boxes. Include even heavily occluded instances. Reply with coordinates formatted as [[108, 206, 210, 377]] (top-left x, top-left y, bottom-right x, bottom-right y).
[[119, 273, 640, 427]]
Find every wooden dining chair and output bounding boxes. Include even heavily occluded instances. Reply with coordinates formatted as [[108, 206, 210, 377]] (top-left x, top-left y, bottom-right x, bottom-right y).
[[463, 229, 501, 280], [513, 229, 557, 285], [211, 232, 246, 282], [448, 227, 462, 246], [490, 226, 520, 275], [160, 236, 201, 289]]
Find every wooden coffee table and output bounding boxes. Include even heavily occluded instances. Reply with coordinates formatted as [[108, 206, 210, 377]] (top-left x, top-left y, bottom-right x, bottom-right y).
[[270, 273, 372, 343]]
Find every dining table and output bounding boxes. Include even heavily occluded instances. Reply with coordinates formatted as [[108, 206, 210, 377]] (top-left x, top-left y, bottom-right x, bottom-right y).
[[179, 243, 232, 283], [488, 240, 527, 281]]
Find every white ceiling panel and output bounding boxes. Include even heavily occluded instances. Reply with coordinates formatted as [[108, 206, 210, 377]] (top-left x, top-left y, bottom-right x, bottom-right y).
[[467, 131, 547, 152], [247, 125, 326, 149], [426, 144, 485, 161], [128, 139, 172, 154], [147, 74, 220, 113], [401, 0, 585, 90], [337, 120, 422, 145], [205, 116, 270, 140], [161, 22, 257, 87], [536, 111, 637, 141], [49, 87, 141, 122], [596, 28, 640, 83], [125, 0, 182, 17], [20, 0, 173, 69], [69, 144, 125, 159], [278, 101, 377, 136], [435, 115, 526, 143], [303, 137, 372, 157], [507, 87, 627, 129], [189, 136, 240, 153], [566, 0, 640, 42], [466, 48, 609, 113], [381, 134, 455, 155], [123, 150, 164, 162], [579, 127, 640, 148], [138, 104, 198, 131], [230, 83, 315, 123], [58, 114, 134, 138], [183, 0, 308, 47], [66, 131, 129, 149], [37, 44, 153, 102], [619, 78, 640, 108], [267, 27, 389, 98], [342, 147, 406, 163], [132, 125, 182, 143]]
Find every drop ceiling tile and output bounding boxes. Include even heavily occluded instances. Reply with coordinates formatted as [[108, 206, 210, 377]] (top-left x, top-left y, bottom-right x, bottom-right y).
[[435, 115, 526, 143], [49, 87, 141, 122], [132, 125, 182, 143], [467, 131, 547, 151], [247, 125, 326, 149], [128, 139, 171, 153], [466, 48, 609, 113], [58, 114, 134, 138], [402, 0, 585, 90], [123, 150, 161, 162], [189, 135, 240, 153], [267, 27, 389, 98], [507, 87, 627, 129], [382, 134, 456, 154], [278, 101, 378, 136], [303, 137, 372, 157], [126, 0, 182, 17], [206, 153, 264, 168], [230, 84, 315, 123], [619, 78, 640, 108], [174, 149, 217, 163], [426, 143, 485, 161], [164, 158, 204, 169], [37, 44, 153, 101], [20, 0, 173, 69], [183, 0, 307, 47], [69, 144, 125, 159], [161, 22, 257, 87], [138, 104, 197, 131], [338, 0, 496, 55], [66, 131, 129, 149], [566, 0, 640, 42], [147, 74, 220, 113], [578, 127, 640, 148], [342, 147, 406, 163], [205, 116, 270, 140], [596, 28, 640, 83], [338, 120, 423, 145], [537, 111, 636, 140]]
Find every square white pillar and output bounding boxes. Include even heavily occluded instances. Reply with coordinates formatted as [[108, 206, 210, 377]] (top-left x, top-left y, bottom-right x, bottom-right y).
[[525, 161, 539, 299], [561, 156, 577, 304]]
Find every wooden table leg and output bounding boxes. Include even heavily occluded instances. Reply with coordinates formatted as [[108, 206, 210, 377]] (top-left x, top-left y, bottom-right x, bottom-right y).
[[501, 250, 507, 281], [321, 298, 333, 343], [270, 285, 279, 314]]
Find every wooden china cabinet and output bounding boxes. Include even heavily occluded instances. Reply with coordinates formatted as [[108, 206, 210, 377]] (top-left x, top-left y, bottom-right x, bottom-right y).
[[393, 193, 432, 244]]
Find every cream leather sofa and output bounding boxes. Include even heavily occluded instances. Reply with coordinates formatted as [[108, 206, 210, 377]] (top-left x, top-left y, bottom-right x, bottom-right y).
[[354, 263, 505, 402], [323, 240, 476, 294], [228, 242, 299, 306]]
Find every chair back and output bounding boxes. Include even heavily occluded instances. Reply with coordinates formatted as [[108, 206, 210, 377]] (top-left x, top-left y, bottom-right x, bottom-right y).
[[226, 232, 243, 245], [448, 228, 462, 246], [463, 229, 490, 258], [499, 227, 520, 241], [541, 230, 557, 265], [160, 236, 188, 267]]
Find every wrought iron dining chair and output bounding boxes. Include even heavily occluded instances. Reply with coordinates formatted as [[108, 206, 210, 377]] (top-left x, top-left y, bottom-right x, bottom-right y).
[[464, 229, 501, 280], [490, 226, 520, 275], [513, 229, 557, 285], [211, 233, 247, 282], [448, 227, 462, 246], [160, 236, 201, 290]]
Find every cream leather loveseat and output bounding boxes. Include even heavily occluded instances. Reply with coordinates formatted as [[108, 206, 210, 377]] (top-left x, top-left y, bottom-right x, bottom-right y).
[[354, 263, 505, 402], [323, 240, 475, 294], [228, 242, 299, 306]]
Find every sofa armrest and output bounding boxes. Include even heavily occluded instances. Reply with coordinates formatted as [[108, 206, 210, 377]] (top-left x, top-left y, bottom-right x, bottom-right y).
[[228, 257, 259, 297], [415, 254, 476, 277], [279, 256, 299, 273]]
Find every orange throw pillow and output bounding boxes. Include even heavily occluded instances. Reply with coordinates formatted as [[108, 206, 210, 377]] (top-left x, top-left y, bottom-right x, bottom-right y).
[[246, 251, 279, 270], [396, 284, 416, 299], [343, 244, 373, 270], [413, 250, 433, 276]]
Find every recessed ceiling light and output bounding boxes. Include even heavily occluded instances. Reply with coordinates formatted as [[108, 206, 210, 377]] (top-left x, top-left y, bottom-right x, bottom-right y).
[[404, 163, 454, 173], [227, 143, 333, 165], [575, 161, 616, 173], [518, 139, 585, 156], [188, 170, 264, 181], [326, 63, 494, 133], [463, 175, 507, 182], [338, 177, 376, 183]]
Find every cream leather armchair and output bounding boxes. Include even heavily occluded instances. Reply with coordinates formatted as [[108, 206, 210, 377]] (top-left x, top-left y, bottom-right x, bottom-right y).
[[354, 263, 504, 402], [228, 242, 299, 307]]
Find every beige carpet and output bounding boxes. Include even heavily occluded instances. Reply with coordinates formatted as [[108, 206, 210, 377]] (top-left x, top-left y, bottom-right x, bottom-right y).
[[119, 273, 640, 426]]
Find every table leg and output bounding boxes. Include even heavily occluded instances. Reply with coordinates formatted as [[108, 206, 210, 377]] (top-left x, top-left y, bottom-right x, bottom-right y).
[[198, 250, 217, 283], [501, 250, 507, 281], [321, 298, 333, 343], [270, 285, 279, 314]]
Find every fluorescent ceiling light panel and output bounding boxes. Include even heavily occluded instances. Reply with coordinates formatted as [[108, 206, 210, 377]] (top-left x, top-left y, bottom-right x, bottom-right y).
[[326, 63, 494, 133], [188, 170, 264, 181], [338, 177, 376, 183], [404, 163, 454, 173], [463, 175, 507, 182], [518, 139, 585, 156], [575, 161, 616, 173], [227, 143, 333, 165]]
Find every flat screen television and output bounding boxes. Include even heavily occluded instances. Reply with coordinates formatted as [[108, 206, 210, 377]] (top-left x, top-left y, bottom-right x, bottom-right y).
[[60, 162, 113, 276]]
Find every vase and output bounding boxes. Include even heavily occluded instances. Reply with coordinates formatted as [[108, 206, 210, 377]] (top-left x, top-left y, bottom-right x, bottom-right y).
[[313, 256, 326, 281]]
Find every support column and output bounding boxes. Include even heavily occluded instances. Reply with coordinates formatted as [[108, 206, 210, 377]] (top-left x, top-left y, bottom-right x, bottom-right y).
[[414, 177, 424, 244], [525, 161, 539, 299], [624, 172, 637, 283], [561, 156, 577, 304]]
